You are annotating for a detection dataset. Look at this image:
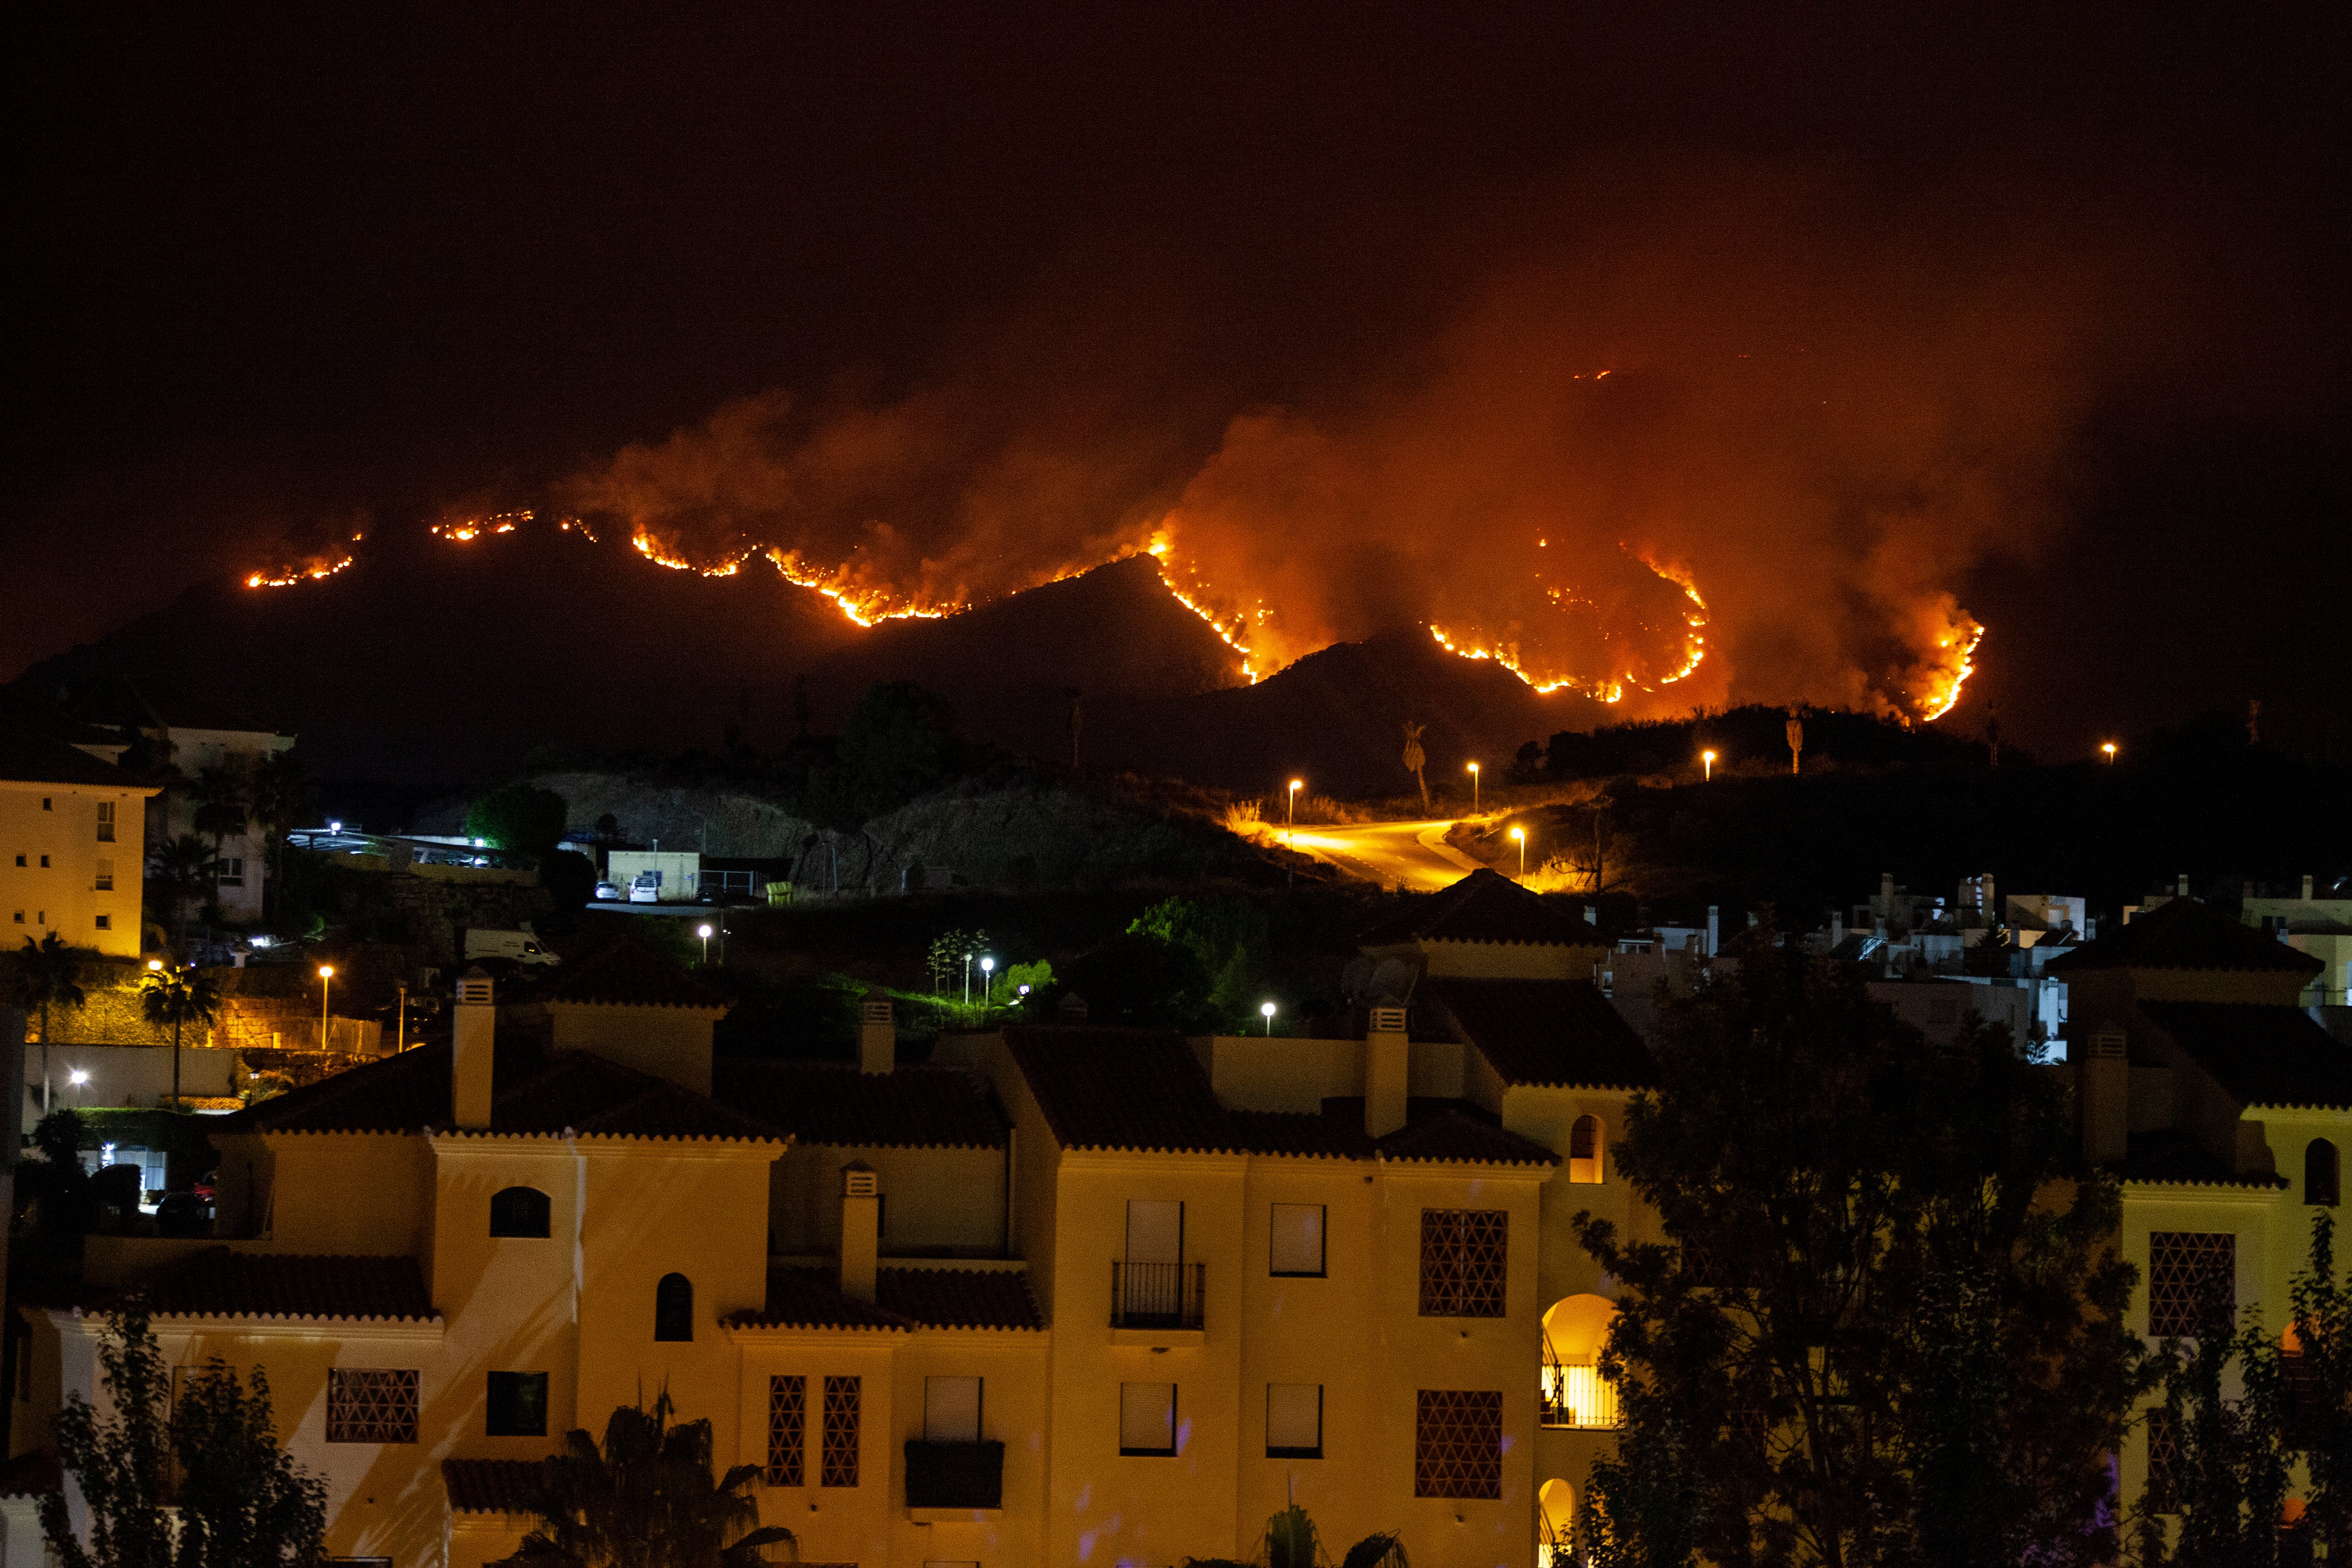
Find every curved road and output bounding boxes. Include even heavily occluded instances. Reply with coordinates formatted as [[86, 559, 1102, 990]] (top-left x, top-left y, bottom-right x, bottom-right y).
[[1280, 818, 1486, 892]]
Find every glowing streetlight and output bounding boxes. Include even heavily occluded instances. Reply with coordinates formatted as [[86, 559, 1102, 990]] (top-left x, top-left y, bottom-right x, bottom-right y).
[[1467, 760, 1480, 813], [147, 959, 163, 972], [981, 954, 996, 1004], [1287, 779, 1304, 847], [697, 922, 714, 964], [1260, 999, 1277, 1035], [1509, 825, 1527, 876], [70, 1068, 89, 1108], [2102, 742, 2118, 766], [318, 965, 335, 1050], [1702, 748, 1717, 782]]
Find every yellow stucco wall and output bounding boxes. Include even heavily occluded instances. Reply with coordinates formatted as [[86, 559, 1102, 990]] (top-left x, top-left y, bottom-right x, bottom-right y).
[[0, 779, 151, 960], [770, 1142, 1006, 1258]]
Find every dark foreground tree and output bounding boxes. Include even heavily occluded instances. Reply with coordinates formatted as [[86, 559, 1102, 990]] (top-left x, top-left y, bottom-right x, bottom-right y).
[[1180, 1502, 1408, 1567], [10, 931, 88, 1113], [137, 959, 222, 1110], [465, 783, 569, 861], [502, 1392, 793, 1568], [1574, 932, 2148, 1567], [42, 1300, 325, 1568]]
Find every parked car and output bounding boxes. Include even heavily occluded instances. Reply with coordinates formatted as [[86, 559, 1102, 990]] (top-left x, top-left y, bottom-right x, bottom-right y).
[[627, 871, 662, 903], [593, 880, 621, 900]]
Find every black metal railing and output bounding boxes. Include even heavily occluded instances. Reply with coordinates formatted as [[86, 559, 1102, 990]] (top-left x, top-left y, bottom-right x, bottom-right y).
[[1111, 1261, 1205, 1330], [904, 1439, 1005, 1509]]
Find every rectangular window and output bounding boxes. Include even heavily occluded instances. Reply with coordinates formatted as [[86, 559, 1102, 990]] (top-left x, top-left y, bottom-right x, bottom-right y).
[[96, 803, 115, 843], [95, 915, 111, 931], [486, 1371, 549, 1436], [2148, 1231, 2235, 1337], [1270, 1203, 1327, 1277], [95, 858, 114, 892], [1266, 1383, 1323, 1458], [1414, 1389, 1503, 1499], [821, 1375, 860, 1486], [766, 1375, 805, 1485], [39, 856, 49, 869], [1420, 1209, 1509, 1317], [925, 1375, 982, 1443], [216, 858, 245, 887], [1120, 1381, 1177, 1456], [326, 1368, 420, 1443]]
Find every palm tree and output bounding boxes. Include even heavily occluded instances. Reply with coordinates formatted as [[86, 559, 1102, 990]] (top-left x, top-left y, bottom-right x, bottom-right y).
[[190, 759, 251, 870], [138, 960, 222, 1111], [147, 835, 217, 946], [1182, 1505, 1409, 1568], [12, 932, 87, 1113], [503, 1392, 794, 1568], [248, 749, 314, 926]]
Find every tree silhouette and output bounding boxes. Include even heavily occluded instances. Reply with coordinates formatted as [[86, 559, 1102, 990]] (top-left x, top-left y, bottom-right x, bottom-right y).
[[138, 960, 223, 1110], [11, 932, 87, 1113], [146, 835, 217, 946]]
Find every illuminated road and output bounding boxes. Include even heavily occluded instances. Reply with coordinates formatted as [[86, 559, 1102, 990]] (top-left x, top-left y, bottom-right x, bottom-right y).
[[1280, 818, 1487, 892]]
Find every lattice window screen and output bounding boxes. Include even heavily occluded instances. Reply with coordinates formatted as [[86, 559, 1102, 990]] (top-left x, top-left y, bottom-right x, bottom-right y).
[[325, 1369, 419, 1444], [2146, 1406, 2180, 1511], [1419, 1209, 1508, 1317], [767, 1376, 805, 1486], [821, 1376, 861, 1487], [1414, 1389, 1503, 1499], [2147, 1231, 2234, 1336]]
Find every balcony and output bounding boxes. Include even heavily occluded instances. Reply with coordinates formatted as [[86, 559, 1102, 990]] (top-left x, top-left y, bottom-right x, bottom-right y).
[[904, 1439, 1004, 1512], [1111, 1261, 1205, 1335], [1540, 1360, 1620, 1429]]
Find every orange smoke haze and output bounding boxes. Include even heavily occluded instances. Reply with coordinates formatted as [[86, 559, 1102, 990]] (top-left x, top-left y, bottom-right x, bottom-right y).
[[544, 173, 2124, 720]]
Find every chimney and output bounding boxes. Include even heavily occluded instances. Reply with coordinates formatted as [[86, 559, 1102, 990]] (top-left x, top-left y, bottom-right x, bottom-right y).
[[1832, 910, 1845, 944], [1706, 905, 1720, 958], [453, 967, 495, 1130], [1583, 904, 1598, 926], [1880, 872, 1894, 913], [858, 992, 894, 1075], [2304, 874, 2315, 902], [1366, 1006, 1409, 1139], [2176, 873, 2189, 897], [839, 1162, 880, 1302], [2079, 1025, 2128, 1165]]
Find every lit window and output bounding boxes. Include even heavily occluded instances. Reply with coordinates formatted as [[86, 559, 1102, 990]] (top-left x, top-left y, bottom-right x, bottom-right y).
[[925, 1376, 982, 1443], [821, 1376, 860, 1486], [486, 1371, 549, 1436], [1569, 1115, 1605, 1184], [654, 1273, 693, 1341], [1420, 1209, 1508, 1318], [96, 803, 115, 843], [2147, 1232, 2235, 1337], [95, 858, 113, 892], [489, 1186, 551, 1237], [1414, 1389, 1503, 1498], [326, 1369, 419, 1443], [1266, 1383, 1322, 1459], [1120, 1381, 1177, 1456], [1270, 1203, 1325, 1277], [766, 1376, 805, 1485]]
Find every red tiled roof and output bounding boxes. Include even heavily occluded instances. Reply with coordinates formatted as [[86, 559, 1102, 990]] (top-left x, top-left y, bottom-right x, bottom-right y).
[[2046, 897, 2324, 977], [122, 1250, 437, 1322], [1426, 977, 1660, 1089], [729, 1267, 918, 1332], [225, 1041, 780, 1143], [2108, 1128, 2290, 1190], [1227, 1109, 1375, 1158], [1357, 869, 1603, 950], [1002, 1027, 1240, 1154], [716, 1061, 1006, 1148], [545, 943, 731, 1009], [875, 1268, 1044, 1330], [0, 722, 149, 789], [2141, 1001, 2352, 1110], [0, 1449, 62, 1500], [1376, 1111, 1561, 1168], [443, 1458, 543, 1514]]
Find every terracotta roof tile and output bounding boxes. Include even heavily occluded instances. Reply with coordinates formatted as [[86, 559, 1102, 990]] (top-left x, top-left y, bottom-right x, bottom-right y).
[[0, 722, 149, 789], [1357, 869, 1604, 950], [2141, 1001, 2352, 1110], [1375, 1110, 1561, 1167], [443, 1458, 543, 1514], [2107, 1128, 2290, 1190], [1427, 977, 1659, 1089], [1227, 1109, 1375, 1158], [716, 1061, 1006, 1148], [875, 1268, 1044, 1330], [729, 1267, 918, 1332], [545, 944, 730, 1009], [225, 1042, 781, 1142], [123, 1249, 437, 1322], [2046, 897, 2324, 977], [0, 1449, 62, 1500], [1002, 1027, 1241, 1154]]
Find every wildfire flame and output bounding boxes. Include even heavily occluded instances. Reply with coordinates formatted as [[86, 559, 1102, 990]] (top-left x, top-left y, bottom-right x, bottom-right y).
[[1147, 533, 1261, 683], [244, 528, 364, 589]]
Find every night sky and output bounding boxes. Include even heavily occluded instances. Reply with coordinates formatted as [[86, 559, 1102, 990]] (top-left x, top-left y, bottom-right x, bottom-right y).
[[7, 8, 2346, 756]]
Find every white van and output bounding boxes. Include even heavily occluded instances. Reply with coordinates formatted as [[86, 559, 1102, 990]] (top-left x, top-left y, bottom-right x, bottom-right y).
[[465, 927, 562, 965]]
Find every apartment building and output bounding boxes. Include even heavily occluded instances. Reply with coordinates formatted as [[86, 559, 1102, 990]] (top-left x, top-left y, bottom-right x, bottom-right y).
[[13, 871, 1659, 1566], [2049, 897, 2351, 1524], [0, 724, 158, 961]]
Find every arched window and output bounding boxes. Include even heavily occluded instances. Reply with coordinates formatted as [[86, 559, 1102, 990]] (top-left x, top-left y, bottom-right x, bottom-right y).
[[1540, 1295, 1621, 1429], [1569, 1115, 1605, 1185], [2309, 1139, 2341, 1208], [489, 1186, 551, 1238], [655, 1273, 694, 1342], [1538, 1478, 1577, 1567]]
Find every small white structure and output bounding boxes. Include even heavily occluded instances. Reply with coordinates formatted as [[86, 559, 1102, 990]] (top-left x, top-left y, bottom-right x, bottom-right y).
[[605, 850, 700, 903]]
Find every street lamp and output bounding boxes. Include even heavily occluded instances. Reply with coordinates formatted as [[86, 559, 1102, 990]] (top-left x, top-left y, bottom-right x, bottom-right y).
[[2102, 742, 2118, 765], [318, 965, 334, 1051], [1260, 1000, 1277, 1035], [1509, 825, 1527, 876], [147, 958, 163, 972], [980, 955, 996, 1004], [1702, 749, 1717, 782], [1287, 779, 1303, 847], [70, 1069, 89, 1108], [1467, 761, 1480, 813], [697, 923, 714, 964]]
